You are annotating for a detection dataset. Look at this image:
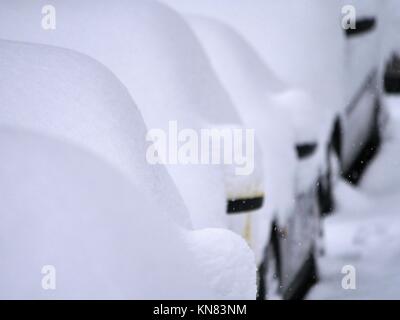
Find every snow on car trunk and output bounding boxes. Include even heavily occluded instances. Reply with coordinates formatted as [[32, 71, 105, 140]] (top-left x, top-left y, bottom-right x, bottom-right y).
[[0, 127, 256, 299], [0, 0, 264, 232]]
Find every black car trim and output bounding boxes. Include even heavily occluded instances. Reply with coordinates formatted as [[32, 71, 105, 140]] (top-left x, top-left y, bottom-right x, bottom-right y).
[[385, 73, 400, 94], [227, 196, 264, 214], [296, 143, 317, 159], [345, 69, 378, 115], [282, 252, 318, 300], [384, 55, 400, 93], [345, 17, 376, 37]]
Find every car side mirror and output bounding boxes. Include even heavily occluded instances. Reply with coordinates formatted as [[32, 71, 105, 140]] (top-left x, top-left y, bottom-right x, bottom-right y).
[[296, 142, 318, 160], [345, 17, 376, 37]]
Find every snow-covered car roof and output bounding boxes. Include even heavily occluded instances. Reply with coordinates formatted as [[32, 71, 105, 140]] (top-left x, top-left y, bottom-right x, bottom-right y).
[[0, 39, 190, 228], [0, 0, 264, 229], [0, 127, 256, 299]]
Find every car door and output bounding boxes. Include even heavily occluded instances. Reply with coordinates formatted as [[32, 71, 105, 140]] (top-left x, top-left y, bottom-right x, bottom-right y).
[[341, 0, 381, 168], [279, 152, 320, 290]]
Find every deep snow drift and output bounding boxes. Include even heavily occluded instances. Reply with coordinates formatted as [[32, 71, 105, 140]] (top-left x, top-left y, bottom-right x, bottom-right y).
[[308, 97, 400, 299]]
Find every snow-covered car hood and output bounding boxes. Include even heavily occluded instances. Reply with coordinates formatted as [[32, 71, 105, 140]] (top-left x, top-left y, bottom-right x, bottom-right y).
[[0, 127, 256, 299], [0, 0, 264, 230]]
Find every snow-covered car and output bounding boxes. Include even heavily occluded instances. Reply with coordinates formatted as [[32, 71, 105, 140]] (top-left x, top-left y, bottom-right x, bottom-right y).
[[161, 1, 333, 214], [185, 16, 322, 300], [164, 0, 386, 204], [0, 40, 257, 299], [0, 0, 266, 252], [338, 0, 386, 183]]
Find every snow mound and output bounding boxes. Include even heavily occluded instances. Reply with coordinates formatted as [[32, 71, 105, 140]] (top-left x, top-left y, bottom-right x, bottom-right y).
[[0, 39, 189, 228], [186, 228, 257, 299], [0, 127, 257, 299]]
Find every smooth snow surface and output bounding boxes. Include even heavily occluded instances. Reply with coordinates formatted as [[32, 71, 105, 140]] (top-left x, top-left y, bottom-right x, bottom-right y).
[[0, 39, 190, 228], [0, 128, 256, 299], [187, 228, 257, 299], [307, 98, 400, 299]]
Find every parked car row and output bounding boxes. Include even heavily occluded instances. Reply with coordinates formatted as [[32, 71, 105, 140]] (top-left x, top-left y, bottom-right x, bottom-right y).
[[0, 0, 388, 299]]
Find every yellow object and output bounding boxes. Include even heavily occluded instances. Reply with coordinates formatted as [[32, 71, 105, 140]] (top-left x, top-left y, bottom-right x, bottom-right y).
[[243, 213, 252, 248]]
